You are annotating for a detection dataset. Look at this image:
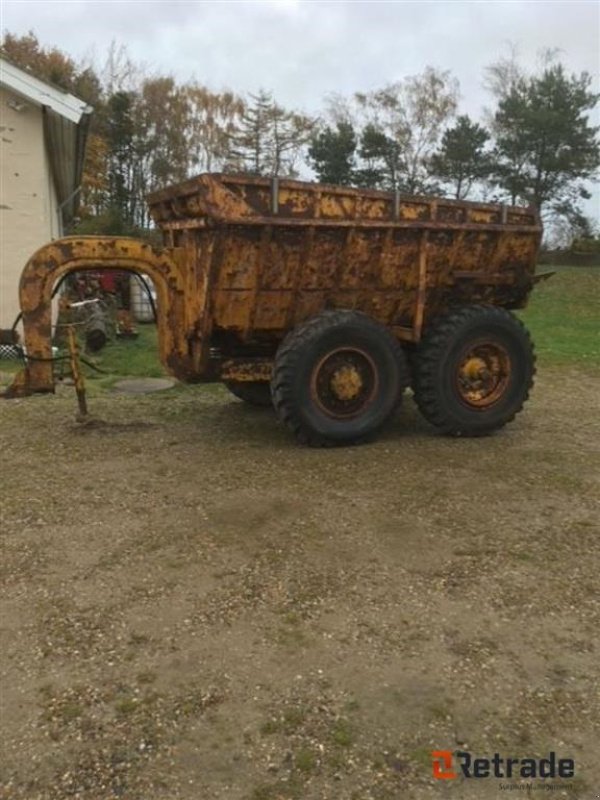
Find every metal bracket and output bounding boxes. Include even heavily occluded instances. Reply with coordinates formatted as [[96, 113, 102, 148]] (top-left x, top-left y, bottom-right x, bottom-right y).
[[271, 176, 280, 215]]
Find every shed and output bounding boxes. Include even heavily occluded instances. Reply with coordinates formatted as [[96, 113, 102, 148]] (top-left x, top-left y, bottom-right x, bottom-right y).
[[0, 58, 92, 332]]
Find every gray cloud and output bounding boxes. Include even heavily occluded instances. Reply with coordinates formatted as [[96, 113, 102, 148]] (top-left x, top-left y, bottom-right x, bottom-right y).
[[3, 0, 599, 215], [4, 1, 598, 109]]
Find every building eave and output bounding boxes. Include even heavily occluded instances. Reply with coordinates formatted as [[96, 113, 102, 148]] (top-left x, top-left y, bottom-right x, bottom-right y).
[[0, 58, 92, 123]]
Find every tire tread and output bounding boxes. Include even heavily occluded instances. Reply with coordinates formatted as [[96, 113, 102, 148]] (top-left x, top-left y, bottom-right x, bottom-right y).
[[271, 310, 410, 446], [413, 305, 536, 436]]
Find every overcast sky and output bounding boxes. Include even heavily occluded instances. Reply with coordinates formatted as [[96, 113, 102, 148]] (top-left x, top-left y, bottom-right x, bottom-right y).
[[2, 0, 599, 215], [3, 0, 599, 111]]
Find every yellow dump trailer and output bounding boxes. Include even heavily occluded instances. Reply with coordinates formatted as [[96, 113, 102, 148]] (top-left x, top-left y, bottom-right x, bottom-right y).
[[4, 173, 544, 445]]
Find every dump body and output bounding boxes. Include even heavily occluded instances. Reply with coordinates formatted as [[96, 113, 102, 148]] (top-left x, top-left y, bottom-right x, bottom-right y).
[[4, 173, 542, 396], [148, 173, 542, 351]]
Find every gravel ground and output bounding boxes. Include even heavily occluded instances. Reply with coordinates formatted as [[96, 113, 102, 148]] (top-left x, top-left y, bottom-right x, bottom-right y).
[[0, 368, 599, 800]]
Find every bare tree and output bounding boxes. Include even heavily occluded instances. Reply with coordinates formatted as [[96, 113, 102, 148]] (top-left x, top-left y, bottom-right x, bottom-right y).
[[355, 67, 459, 193], [185, 85, 245, 173]]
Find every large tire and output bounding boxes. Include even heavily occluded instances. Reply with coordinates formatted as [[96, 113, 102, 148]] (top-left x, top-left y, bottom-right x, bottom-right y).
[[225, 381, 272, 407], [271, 310, 409, 446], [413, 305, 535, 436]]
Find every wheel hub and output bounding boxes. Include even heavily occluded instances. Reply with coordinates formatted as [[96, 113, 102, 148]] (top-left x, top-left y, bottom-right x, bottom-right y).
[[311, 347, 378, 419], [461, 356, 488, 380], [456, 342, 511, 408], [330, 365, 364, 401]]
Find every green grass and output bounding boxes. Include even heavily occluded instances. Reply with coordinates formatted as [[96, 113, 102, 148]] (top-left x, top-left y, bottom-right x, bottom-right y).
[[520, 266, 599, 368], [0, 358, 21, 376], [330, 718, 354, 747], [0, 322, 166, 393], [295, 748, 317, 773], [84, 323, 166, 385]]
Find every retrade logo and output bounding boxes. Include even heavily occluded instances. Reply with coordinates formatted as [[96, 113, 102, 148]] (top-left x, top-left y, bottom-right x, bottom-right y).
[[431, 751, 575, 781], [432, 750, 457, 779]]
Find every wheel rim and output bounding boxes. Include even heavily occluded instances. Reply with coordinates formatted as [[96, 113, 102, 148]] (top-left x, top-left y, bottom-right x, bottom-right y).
[[455, 340, 511, 409], [310, 346, 378, 419]]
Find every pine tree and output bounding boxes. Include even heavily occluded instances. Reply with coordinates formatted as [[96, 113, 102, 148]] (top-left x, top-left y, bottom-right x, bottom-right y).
[[492, 65, 600, 212], [227, 90, 314, 176], [429, 115, 491, 199], [308, 122, 357, 185], [356, 123, 404, 190], [227, 90, 275, 175]]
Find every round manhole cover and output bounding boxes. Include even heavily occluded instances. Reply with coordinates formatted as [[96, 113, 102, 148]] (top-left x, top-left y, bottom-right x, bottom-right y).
[[112, 378, 175, 395]]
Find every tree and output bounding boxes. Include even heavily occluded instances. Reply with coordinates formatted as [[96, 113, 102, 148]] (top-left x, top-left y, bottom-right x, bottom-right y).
[[355, 67, 459, 194], [429, 115, 491, 199], [227, 90, 275, 175], [80, 133, 109, 218], [483, 43, 524, 102], [228, 90, 314, 177], [105, 90, 137, 224], [571, 223, 600, 255], [308, 121, 357, 185], [1, 30, 102, 107], [356, 123, 404, 190], [269, 104, 314, 178], [2, 30, 75, 92], [543, 210, 599, 250], [491, 64, 600, 213], [100, 40, 142, 95], [139, 77, 189, 189], [185, 85, 244, 173]]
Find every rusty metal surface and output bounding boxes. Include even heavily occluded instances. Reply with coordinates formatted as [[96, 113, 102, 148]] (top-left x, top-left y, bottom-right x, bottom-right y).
[[220, 359, 273, 383], [148, 173, 539, 227], [3, 236, 201, 396], [149, 174, 541, 339], [4, 175, 542, 397], [66, 324, 88, 418]]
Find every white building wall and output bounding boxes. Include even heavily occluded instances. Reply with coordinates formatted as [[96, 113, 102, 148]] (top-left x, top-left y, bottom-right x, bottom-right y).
[[0, 86, 59, 330]]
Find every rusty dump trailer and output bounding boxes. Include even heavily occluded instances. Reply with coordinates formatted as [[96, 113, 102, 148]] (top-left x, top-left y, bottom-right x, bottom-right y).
[[5, 173, 543, 445]]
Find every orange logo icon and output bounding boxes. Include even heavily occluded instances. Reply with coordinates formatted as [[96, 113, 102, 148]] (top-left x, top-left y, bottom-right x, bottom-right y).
[[432, 750, 457, 779]]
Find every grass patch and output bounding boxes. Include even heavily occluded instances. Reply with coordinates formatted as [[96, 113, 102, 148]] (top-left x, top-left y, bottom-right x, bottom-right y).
[[259, 719, 280, 736], [428, 702, 453, 721], [260, 705, 308, 736], [273, 625, 309, 649], [250, 787, 278, 800], [520, 266, 599, 367], [115, 697, 139, 716], [136, 670, 157, 685], [250, 780, 302, 800], [83, 323, 166, 386], [409, 746, 432, 768], [295, 747, 317, 773], [0, 323, 166, 392], [0, 358, 21, 375], [344, 698, 360, 713], [331, 718, 354, 747], [283, 707, 307, 731]]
